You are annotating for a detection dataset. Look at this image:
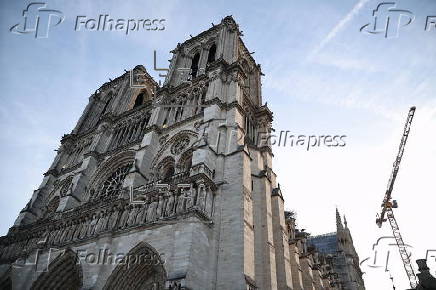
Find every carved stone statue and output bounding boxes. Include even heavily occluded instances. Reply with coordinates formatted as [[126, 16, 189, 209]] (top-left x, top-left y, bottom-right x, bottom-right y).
[[127, 206, 139, 227], [108, 207, 120, 230], [147, 197, 158, 222], [165, 192, 175, 217], [118, 205, 131, 229], [156, 195, 164, 219]]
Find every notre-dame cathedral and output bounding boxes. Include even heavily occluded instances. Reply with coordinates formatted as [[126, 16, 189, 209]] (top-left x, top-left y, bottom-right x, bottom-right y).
[[0, 16, 365, 290]]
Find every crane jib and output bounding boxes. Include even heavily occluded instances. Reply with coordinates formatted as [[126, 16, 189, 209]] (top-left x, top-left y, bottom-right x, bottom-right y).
[[376, 106, 417, 288]]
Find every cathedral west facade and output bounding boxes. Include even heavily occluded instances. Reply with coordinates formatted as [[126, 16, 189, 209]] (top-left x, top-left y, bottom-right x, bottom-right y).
[[0, 16, 365, 290]]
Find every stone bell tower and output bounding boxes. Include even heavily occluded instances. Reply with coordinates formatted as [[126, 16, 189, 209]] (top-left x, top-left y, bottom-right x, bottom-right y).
[[0, 16, 291, 290]]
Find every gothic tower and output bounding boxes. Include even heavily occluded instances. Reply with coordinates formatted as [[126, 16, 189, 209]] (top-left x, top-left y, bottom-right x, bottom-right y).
[[308, 210, 365, 290], [0, 16, 295, 290]]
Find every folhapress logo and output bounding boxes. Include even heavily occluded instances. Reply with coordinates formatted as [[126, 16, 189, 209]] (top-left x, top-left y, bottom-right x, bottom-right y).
[[360, 2, 414, 38], [10, 2, 64, 39]]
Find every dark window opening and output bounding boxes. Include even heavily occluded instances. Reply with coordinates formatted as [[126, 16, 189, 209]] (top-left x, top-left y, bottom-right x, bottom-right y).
[[190, 53, 200, 79], [163, 166, 175, 181], [207, 44, 216, 64], [134, 93, 144, 108]]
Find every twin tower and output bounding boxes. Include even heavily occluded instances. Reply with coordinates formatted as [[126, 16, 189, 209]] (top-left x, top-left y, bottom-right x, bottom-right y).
[[0, 16, 364, 290]]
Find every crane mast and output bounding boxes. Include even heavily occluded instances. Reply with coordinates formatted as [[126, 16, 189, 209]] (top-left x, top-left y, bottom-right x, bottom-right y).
[[375, 106, 418, 289]]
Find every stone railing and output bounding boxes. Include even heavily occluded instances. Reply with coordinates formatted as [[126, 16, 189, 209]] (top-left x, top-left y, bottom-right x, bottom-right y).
[[0, 176, 215, 264], [190, 163, 214, 181]]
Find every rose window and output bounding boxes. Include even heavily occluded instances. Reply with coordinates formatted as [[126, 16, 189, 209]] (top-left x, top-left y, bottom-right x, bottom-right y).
[[94, 163, 132, 200]]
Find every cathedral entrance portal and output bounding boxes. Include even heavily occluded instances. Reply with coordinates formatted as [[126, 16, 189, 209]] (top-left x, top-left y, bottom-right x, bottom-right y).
[[103, 241, 167, 290]]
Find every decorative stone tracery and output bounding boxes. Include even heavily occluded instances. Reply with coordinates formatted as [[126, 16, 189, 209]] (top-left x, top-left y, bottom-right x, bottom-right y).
[[92, 163, 132, 200], [171, 136, 190, 155], [86, 151, 135, 201]]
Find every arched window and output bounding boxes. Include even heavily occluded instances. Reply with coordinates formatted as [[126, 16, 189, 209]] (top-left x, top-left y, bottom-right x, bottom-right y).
[[94, 164, 132, 200], [133, 93, 144, 108], [190, 53, 200, 79], [207, 44, 216, 64], [178, 150, 193, 173], [157, 157, 175, 182], [163, 166, 175, 181]]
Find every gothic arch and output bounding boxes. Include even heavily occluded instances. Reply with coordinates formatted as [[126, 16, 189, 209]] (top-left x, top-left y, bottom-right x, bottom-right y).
[[156, 156, 175, 181], [176, 150, 193, 173], [131, 88, 152, 109], [30, 248, 82, 290], [190, 52, 200, 79], [207, 43, 217, 64], [103, 241, 167, 290], [150, 130, 198, 169], [87, 151, 135, 201]]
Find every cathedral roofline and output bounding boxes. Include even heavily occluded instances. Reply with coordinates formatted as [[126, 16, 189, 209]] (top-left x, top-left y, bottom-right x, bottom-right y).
[[170, 16, 260, 72], [94, 65, 158, 96], [173, 16, 239, 51], [308, 232, 337, 239]]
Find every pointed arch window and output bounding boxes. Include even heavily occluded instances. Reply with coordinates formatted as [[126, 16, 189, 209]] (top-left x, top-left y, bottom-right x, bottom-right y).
[[157, 157, 175, 182], [178, 150, 193, 173], [207, 43, 216, 64], [163, 166, 175, 181], [190, 53, 200, 79], [133, 93, 145, 108], [93, 163, 132, 200]]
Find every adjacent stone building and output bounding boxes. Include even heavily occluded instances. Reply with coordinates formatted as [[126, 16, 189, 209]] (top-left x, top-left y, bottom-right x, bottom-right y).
[[0, 16, 365, 290]]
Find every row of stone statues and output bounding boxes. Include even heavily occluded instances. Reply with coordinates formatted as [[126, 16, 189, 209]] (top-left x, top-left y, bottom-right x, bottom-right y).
[[0, 182, 214, 263]]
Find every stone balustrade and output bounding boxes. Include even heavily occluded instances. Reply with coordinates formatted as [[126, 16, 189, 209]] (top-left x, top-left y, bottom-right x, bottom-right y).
[[0, 177, 215, 264]]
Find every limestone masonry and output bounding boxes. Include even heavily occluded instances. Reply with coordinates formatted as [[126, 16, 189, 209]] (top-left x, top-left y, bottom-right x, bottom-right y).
[[0, 16, 365, 290]]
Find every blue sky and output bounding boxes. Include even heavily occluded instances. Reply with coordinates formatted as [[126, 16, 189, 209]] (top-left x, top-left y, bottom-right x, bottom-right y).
[[1, 0, 435, 289]]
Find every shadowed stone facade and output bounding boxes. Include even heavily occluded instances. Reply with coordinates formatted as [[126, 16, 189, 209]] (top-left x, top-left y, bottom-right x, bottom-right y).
[[0, 16, 365, 290]]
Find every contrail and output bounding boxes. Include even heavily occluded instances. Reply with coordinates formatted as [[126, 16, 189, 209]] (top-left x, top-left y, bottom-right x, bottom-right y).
[[308, 0, 371, 59]]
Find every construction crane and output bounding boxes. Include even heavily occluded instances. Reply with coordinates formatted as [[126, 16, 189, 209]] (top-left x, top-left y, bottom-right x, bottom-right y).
[[375, 106, 418, 289]]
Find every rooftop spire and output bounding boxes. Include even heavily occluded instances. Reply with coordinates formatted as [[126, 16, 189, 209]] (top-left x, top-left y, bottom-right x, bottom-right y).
[[336, 208, 343, 230], [344, 215, 348, 228]]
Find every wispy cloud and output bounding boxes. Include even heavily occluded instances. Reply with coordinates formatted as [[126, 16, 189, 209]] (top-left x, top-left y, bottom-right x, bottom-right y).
[[308, 0, 371, 60]]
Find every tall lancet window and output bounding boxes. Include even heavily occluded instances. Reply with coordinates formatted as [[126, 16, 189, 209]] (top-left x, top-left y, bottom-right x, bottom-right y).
[[207, 44, 216, 64], [190, 53, 200, 79], [133, 93, 145, 108]]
